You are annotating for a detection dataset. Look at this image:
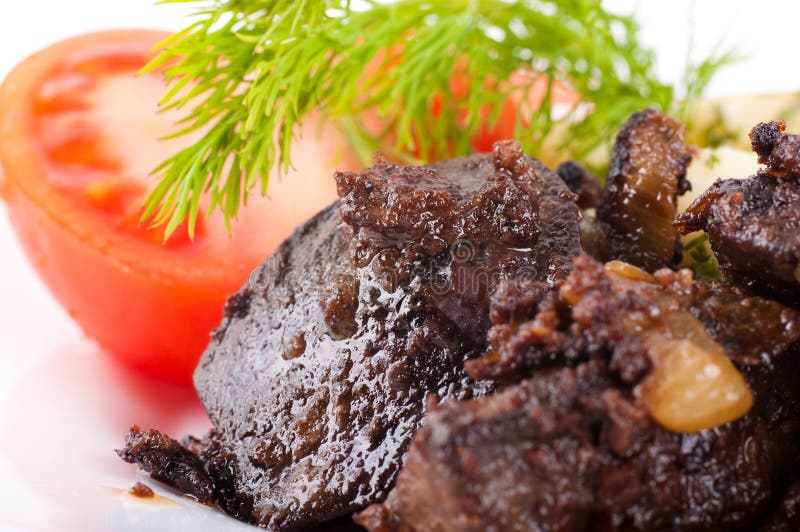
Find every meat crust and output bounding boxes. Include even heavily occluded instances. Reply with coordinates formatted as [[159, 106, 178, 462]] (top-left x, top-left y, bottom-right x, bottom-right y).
[[359, 256, 800, 531], [117, 426, 213, 503], [598, 109, 692, 271], [759, 476, 800, 531], [119, 142, 581, 530], [556, 161, 603, 209]]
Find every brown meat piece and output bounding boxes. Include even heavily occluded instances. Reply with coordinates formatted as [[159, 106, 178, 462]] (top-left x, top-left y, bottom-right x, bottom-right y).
[[554, 160, 608, 261], [598, 109, 692, 271], [119, 142, 582, 530], [336, 140, 582, 342], [466, 257, 640, 384], [556, 161, 603, 209], [359, 256, 800, 531], [117, 426, 213, 503], [759, 476, 800, 531], [676, 173, 800, 306], [676, 120, 800, 305], [750, 120, 800, 179]]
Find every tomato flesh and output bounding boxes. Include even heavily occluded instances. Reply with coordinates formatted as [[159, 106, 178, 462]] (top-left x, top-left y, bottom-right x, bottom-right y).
[[33, 45, 211, 250], [0, 31, 349, 385]]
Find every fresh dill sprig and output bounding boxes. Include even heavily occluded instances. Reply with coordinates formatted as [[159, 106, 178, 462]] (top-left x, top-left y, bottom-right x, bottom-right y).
[[144, 0, 727, 238]]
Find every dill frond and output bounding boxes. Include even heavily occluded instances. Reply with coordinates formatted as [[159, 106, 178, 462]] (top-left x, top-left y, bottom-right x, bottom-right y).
[[144, 0, 728, 238]]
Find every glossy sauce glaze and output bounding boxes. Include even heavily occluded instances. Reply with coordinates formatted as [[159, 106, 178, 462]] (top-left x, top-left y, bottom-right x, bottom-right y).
[[121, 141, 582, 529]]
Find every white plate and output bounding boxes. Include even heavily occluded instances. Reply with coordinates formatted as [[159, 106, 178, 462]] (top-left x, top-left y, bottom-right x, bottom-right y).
[[0, 201, 256, 531]]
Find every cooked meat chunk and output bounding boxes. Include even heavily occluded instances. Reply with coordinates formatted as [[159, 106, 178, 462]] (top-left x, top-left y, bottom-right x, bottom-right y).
[[117, 426, 213, 503], [677, 174, 800, 304], [336, 140, 582, 343], [556, 161, 603, 209], [119, 142, 582, 530], [750, 120, 800, 179], [598, 109, 692, 271], [676, 130, 800, 305], [359, 256, 800, 531], [759, 475, 800, 531]]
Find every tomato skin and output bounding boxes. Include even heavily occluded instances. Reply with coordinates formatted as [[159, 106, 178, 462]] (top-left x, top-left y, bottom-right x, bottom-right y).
[[0, 31, 347, 385], [3, 180, 223, 382]]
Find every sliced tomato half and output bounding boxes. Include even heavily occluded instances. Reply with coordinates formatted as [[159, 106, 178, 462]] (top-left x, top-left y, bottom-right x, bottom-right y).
[[0, 30, 350, 385]]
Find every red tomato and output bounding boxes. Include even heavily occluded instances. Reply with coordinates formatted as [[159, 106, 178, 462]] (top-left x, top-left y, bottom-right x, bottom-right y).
[[0, 30, 351, 385], [369, 48, 579, 160], [428, 70, 579, 156], [467, 71, 580, 154]]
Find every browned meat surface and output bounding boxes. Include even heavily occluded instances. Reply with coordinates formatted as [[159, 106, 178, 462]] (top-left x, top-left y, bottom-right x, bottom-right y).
[[556, 161, 603, 209], [117, 426, 213, 503], [750, 120, 800, 179], [128, 482, 155, 498], [119, 141, 582, 530], [598, 109, 692, 271], [359, 256, 800, 531], [118, 111, 800, 531], [337, 140, 582, 343], [676, 123, 800, 305]]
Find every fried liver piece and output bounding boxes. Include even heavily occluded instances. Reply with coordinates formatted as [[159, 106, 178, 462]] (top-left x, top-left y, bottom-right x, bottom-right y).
[[556, 161, 603, 209], [117, 426, 213, 503], [750, 120, 800, 179], [677, 122, 800, 305], [598, 109, 692, 271], [358, 256, 800, 531], [759, 475, 800, 531], [120, 142, 581, 530]]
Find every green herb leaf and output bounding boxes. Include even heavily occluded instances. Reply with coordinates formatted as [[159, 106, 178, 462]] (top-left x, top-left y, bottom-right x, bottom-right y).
[[145, 0, 727, 238]]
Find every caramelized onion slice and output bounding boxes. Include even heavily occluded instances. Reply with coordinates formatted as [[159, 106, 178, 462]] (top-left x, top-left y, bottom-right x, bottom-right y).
[[598, 109, 692, 271], [638, 336, 753, 432], [604, 260, 754, 433]]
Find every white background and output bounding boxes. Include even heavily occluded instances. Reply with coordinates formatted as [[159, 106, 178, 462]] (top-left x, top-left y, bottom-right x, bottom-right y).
[[0, 1, 798, 531], [2, 1, 800, 95]]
